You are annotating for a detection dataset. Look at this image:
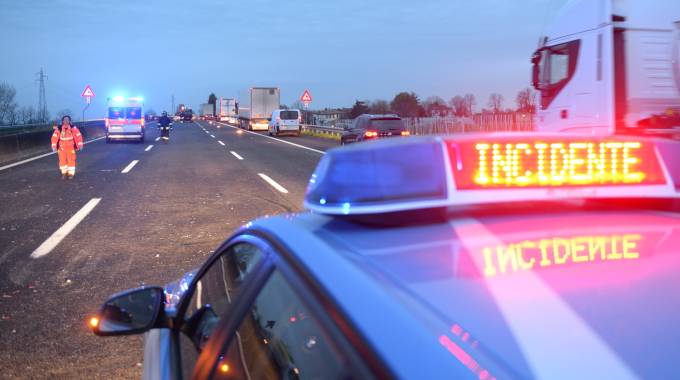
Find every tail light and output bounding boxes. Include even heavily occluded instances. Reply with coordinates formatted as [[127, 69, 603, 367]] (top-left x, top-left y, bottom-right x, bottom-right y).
[[105, 118, 109, 128], [276, 117, 281, 122], [401, 130, 410, 136], [364, 130, 378, 138], [141, 118, 145, 128]]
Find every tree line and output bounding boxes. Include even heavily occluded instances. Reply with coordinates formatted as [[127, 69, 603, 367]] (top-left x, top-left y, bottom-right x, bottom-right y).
[[0, 82, 74, 126], [349, 88, 536, 119]]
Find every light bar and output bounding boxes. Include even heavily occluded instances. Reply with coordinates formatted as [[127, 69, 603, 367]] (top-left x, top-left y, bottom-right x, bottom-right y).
[[304, 135, 679, 216]]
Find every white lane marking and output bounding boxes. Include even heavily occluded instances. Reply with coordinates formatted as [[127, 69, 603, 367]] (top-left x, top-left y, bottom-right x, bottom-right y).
[[216, 122, 324, 154], [258, 173, 288, 194], [205, 131, 209, 134], [230, 151, 244, 160], [210, 134, 215, 139], [155, 137, 160, 142], [0, 136, 105, 172], [145, 145, 154, 152], [450, 219, 636, 380], [218, 140, 225, 146], [121, 160, 139, 174], [30, 198, 102, 258]]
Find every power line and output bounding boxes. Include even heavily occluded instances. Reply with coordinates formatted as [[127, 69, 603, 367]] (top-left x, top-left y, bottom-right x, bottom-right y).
[[36, 68, 48, 122]]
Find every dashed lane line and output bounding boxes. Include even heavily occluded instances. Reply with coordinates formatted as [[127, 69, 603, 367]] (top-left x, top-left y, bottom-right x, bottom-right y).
[[216, 122, 324, 155], [258, 173, 289, 194], [121, 160, 139, 174], [30, 198, 102, 258]]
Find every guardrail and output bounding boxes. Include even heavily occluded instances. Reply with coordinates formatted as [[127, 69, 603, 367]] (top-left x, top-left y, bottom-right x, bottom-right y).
[[301, 124, 343, 139], [0, 120, 107, 166]]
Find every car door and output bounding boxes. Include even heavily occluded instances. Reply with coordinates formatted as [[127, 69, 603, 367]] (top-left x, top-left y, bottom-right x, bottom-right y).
[[150, 236, 272, 380], [344, 117, 363, 143], [189, 239, 381, 380]]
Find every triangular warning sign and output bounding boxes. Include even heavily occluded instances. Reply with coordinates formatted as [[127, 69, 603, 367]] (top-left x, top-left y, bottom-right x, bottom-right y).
[[81, 85, 95, 98], [300, 90, 312, 103]]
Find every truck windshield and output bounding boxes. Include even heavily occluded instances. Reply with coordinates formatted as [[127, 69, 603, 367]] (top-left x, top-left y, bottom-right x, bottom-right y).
[[369, 119, 405, 131], [108, 107, 124, 119], [280, 110, 299, 120], [126, 107, 142, 119]]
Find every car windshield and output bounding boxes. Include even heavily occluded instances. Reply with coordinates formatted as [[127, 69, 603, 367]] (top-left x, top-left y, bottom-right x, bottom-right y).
[[108, 107, 124, 119], [126, 107, 142, 119], [280, 110, 299, 120], [369, 118, 405, 131]]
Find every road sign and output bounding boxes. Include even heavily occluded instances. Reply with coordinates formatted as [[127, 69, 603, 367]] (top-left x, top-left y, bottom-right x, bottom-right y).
[[300, 89, 312, 103], [81, 85, 95, 98]]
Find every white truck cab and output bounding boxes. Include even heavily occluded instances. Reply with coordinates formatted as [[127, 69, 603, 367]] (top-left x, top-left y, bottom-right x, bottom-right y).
[[532, 0, 680, 136]]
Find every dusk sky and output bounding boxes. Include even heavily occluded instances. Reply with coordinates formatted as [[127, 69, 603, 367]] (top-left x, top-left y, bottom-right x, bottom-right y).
[[1, 0, 567, 118]]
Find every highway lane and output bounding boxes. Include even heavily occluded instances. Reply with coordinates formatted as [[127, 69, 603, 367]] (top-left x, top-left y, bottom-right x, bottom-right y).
[[0, 121, 334, 378]]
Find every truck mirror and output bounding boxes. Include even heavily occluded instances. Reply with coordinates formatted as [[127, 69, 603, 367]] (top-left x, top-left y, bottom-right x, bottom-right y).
[[531, 50, 542, 90]]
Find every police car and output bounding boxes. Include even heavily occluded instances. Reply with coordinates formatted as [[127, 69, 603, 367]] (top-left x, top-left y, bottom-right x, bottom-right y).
[[90, 134, 680, 379]]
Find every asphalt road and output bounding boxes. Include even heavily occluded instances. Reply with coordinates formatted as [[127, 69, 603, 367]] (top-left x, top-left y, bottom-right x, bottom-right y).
[[0, 121, 337, 379]]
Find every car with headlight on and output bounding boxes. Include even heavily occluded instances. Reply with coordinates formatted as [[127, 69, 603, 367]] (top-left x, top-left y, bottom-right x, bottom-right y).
[[90, 134, 680, 380]]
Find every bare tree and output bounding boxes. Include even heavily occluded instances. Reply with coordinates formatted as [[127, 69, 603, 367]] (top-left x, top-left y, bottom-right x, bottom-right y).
[[487, 93, 504, 113], [516, 87, 536, 114], [0, 82, 18, 125], [449, 96, 466, 117], [370, 99, 391, 114], [56, 109, 73, 121], [20, 106, 35, 124], [290, 100, 305, 110], [6, 108, 18, 125], [423, 96, 448, 116], [463, 94, 476, 116]]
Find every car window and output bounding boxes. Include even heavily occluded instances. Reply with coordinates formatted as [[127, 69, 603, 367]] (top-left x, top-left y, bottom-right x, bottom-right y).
[[368, 119, 404, 131], [108, 107, 124, 119], [180, 243, 265, 379], [539, 40, 580, 109], [126, 107, 142, 119], [214, 271, 355, 380], [280, 110, 299, 120]]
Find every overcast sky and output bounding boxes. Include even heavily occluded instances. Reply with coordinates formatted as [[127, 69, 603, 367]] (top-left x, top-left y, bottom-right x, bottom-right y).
[[0, 0, 567, 117]]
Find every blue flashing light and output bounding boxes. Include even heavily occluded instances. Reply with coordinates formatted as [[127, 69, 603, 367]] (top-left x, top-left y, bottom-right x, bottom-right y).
[[304, 138, 447, 215]]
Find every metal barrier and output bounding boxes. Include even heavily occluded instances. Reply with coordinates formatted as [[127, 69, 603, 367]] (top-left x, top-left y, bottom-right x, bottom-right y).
[[0, 120, 106, 166], [301, 124, 343, 139]]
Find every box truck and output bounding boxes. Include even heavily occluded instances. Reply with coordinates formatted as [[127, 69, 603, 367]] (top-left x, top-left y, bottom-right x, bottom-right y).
[[532, 0, 680, 136], [199, 103, 214, 120], [218, 97, 238, 124], [237, 87, 280, 131]]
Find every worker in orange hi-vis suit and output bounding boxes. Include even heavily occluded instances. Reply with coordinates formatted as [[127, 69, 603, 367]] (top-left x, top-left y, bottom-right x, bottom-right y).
[[50, 115, 84, 180]]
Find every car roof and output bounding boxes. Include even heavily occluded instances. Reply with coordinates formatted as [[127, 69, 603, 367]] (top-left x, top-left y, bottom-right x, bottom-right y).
[[359, 114, 401, 120], [249, 203, 680, 379]]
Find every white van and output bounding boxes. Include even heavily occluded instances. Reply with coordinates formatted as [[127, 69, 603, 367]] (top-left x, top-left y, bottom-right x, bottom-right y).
[[106, 97, 145, 143], [268, 109, 301, 136]]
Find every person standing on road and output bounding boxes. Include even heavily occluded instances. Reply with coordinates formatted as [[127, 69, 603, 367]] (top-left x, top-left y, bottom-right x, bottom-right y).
[[158, 111, 172, 143], [50, 115, 84, 180]]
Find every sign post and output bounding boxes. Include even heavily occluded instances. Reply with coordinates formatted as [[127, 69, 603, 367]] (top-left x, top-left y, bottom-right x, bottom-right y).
[[300, 90, 312, 124], [81, 85, 95, 121]]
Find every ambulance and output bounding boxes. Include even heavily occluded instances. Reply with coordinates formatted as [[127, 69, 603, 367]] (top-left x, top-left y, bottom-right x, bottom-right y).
[[106, 96, 146, 143]]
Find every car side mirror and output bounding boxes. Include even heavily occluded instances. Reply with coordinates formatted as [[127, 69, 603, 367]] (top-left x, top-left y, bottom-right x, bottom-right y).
[[91, 286, 164, 336]]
